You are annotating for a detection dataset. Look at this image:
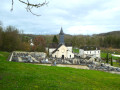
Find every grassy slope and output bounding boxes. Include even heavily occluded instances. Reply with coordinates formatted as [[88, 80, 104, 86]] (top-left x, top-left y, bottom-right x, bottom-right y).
[[0, 52, 120, 90]]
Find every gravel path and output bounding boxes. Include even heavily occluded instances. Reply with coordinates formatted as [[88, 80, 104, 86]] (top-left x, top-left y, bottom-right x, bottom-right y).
[[112, 54, 120, 57], [36, 64, 89, 69]]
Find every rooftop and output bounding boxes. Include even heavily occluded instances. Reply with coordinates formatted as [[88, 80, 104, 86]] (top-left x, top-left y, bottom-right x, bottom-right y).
[[59, 27, 64, 35]]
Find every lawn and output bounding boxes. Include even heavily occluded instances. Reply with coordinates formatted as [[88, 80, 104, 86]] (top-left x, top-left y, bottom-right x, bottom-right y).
[[0, 52, 120, 90], [101, 52, 120, 60], [73, 48, 79, 53], [101, 52, 120, 67]]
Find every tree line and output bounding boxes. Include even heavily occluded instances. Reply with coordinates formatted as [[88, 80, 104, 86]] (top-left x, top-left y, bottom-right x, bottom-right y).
[[0, 22, 120, 52], [44, 34, 120, 49], [71, 34, 120, 49]]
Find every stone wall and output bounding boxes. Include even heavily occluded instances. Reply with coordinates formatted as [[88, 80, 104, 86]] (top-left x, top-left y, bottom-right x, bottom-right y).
[[9, 51, 46, 63]]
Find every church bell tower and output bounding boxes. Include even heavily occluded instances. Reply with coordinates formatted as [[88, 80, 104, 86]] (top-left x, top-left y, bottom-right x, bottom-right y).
[[59, 27, 64, 44]]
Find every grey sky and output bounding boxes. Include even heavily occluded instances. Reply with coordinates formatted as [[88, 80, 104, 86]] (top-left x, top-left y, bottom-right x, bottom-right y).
[[0, 0, 120, 35]]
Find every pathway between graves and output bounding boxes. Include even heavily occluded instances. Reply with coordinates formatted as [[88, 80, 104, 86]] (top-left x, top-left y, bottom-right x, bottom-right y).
[[112, 54, 120, 57]]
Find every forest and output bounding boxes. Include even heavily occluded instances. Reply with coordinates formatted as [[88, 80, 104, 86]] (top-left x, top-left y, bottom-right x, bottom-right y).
[[0, 22, 120, 52]]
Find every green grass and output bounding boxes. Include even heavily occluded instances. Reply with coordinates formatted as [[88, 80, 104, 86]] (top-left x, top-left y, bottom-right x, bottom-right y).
[[101, 52, 120, 60], [0, 52, 120, 90], [73, 48, 79, 53], [0, 51, 10, 61], [101, 52, 120, 67], [110, 62, 120, 67]]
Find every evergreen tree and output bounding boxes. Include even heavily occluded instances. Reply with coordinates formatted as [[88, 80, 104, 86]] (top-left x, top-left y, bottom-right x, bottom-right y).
[[118, 59, 120, 66], [106, 53, 109, 63], [52, 35, 58, 43], [110, 56, 113, 66]]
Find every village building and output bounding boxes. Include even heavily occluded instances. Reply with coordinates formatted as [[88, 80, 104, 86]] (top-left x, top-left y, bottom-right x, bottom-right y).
[[46, 28, 74, 59], [79, 46, 100, 58], [30, 39, 34, 46]]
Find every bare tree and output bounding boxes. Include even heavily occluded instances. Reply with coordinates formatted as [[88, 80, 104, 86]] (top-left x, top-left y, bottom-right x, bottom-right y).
[[11, 0, 48, 16], [0, 21, 2, 26]]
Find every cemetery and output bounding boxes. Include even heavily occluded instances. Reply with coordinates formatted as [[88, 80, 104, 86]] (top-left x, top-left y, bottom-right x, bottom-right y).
[[9, 51, 46, 63], [9, 51, 120, 74]]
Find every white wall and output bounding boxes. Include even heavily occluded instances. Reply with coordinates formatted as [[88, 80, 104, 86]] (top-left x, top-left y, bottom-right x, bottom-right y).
[[79, 49, 84, 58], [67, 50, 74, 58], [67, 47, 72, 52], [45, 47, 48, 51], [79, 49, 101, 58], [49, 48, 56, 55]]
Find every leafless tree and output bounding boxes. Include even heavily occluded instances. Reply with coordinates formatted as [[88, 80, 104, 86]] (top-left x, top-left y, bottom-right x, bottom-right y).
[[0, 21, 2, 26], [11, 0, 48, 16]]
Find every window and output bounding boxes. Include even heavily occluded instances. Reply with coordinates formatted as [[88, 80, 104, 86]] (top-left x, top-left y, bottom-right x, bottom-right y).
[[70, 55, 71, 58]]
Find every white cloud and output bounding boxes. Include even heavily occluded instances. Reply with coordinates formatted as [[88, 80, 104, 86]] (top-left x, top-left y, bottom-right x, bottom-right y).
[[66, 25, 106, 35], [0, 0, 120, 35]]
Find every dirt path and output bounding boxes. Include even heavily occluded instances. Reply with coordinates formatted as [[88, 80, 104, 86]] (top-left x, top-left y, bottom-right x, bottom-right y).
[[36, 64, 89, 70]]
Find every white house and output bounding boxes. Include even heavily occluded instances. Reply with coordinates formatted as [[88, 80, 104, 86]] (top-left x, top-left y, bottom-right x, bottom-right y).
[[79, 46, 100, 58], [46, 27, 74, 59], [30, 39, 34, 46]]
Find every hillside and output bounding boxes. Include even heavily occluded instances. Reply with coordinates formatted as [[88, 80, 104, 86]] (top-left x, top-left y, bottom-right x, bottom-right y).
[[0, 52, 120, 90], [96, 30, 120, 36]]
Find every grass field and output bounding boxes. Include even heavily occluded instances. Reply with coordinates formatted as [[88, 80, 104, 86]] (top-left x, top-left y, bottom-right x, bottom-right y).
[[0, 52, 120, 90], [101, 52, 120, 67], [101, 52, 120, 60]]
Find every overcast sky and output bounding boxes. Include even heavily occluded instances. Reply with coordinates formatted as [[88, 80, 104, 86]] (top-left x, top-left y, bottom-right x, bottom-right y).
[[0, 0, 120, 35]]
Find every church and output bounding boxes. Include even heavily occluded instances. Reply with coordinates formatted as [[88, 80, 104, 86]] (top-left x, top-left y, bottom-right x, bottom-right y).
[[46, 28, 74, 59]]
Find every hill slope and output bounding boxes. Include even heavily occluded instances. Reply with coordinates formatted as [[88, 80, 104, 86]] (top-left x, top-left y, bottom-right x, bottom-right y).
[[96, 30, 120, 36], [0, 52, 120, 90]]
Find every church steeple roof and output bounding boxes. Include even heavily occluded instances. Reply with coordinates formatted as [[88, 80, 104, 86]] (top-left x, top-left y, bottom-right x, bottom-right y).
[[59, 27, 64, 35]]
